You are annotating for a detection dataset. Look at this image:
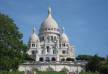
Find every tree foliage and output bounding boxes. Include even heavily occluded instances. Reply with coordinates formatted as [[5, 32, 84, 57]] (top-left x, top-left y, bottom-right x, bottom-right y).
[[77, 54, 108, 74], [86, 55, 101, 72], [76, 55, 93, 61], [0, 13, 27, 71], [98, 57, 108, 74]]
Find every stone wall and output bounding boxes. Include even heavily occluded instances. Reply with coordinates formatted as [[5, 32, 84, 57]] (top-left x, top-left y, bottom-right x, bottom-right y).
[[18, 62, 86, 73]]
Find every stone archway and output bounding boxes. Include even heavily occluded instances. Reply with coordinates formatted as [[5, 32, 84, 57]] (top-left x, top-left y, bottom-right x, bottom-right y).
[[39, 57, 44, 62], [52, 57, 56, 61]]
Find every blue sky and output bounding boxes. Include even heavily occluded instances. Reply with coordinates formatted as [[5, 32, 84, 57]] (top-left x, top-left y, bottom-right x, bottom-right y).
[[0, 0, 108, 57]]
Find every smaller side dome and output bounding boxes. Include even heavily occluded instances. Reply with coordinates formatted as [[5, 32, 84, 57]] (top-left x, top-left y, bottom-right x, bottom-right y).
[[60, 33, 69, 43], [29, 27, 39, 43]]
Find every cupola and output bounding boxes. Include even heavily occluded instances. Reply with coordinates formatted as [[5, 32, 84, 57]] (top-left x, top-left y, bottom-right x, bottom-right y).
[[29, 27, 39, 43], [60, 32, 69, 43], [39, 7, 60, 34]]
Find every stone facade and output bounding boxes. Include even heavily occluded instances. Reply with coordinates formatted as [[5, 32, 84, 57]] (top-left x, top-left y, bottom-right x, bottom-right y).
[[27, 7, 75, 62]]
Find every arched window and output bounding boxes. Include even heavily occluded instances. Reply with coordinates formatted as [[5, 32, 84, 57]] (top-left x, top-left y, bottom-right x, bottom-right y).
[[39, 57, 44, 62], [51, 36, 53, 41], [47, 46, 50, 52], [32, 44, 35, 47]]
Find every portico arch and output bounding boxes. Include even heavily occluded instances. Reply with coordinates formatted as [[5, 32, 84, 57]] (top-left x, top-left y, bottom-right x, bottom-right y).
[[39, 57, 44, 62], [52, 57, 56, 61]]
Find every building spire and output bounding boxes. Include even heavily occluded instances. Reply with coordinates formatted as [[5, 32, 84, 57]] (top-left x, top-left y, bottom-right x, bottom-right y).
[[33, 26, 35, 33], [48, 7, 51, 15], [62, 27, 65, 33]]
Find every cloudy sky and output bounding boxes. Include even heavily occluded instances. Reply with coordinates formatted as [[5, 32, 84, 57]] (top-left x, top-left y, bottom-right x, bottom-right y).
[[0, 0, 108, 57]]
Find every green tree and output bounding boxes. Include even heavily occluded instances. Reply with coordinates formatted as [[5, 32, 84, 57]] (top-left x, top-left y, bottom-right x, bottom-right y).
[[76, 55, 93, 61], [86, 55, 105, 72], [0, 13, 27, 71], [99, 62, 108, 74], [98, 56, 108, 74]]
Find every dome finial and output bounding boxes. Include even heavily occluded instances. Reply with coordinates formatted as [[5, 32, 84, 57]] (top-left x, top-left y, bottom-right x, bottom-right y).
[[62, 27, 65, 33], [63, 27, 65, 32], [48, 7, 51, 14], [33, 25, 35, 33]]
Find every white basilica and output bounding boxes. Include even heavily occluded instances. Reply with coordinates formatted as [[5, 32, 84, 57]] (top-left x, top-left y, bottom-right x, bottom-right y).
[[27, 7, 75, 62], [18, 7, 86, 73]]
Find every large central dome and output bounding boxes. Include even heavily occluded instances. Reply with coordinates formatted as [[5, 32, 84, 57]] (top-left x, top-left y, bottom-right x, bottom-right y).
[[39, 7, 60, 34]]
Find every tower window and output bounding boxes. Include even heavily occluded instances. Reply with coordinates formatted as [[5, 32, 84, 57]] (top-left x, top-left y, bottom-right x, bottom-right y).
[[32, 44, 35, 47]]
